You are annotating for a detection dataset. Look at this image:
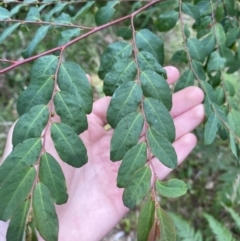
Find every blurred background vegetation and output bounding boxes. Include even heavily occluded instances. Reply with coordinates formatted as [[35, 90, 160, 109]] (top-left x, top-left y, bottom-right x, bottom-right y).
[[0, 1, 240, 240]]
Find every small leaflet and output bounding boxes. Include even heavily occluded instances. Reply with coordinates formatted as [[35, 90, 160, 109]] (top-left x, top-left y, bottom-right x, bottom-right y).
[[204, 112, 219, 145]]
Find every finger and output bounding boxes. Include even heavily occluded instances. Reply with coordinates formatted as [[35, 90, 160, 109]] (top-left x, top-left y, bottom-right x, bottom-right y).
[[170, 86, 204, 118], [174, 104, 204, 140], [152, 133, 197, 180], [164, 66, 180, 84]]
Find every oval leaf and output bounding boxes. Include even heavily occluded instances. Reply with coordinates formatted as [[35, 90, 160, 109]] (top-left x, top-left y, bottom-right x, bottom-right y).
[[174, 70, 194, 92], [156, 10, 178, 32], [0, 23, 21, 44], [204, 112, 219, 145], [187, 38, 206, 63]]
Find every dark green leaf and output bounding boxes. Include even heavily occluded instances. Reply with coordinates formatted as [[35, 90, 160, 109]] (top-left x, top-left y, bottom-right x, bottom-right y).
[[51, 122, 87, 167], [219, 45, 235, 66], [12, 105, 49, 147], [110, 112, 144, 161], [136, 29, 164, 64], [215, 3, 225, 22], [182, 2, 200, 20], [0, 23, 21, 44], [117, 142, 147, 188], [174, 70, 194, 92], [218, 124, 229, 141], [44, 3, 67, 21], [213, 103, 227, 122], [140, 70, 171, 110], [157, 0, 179, 13], [10, 4, 24, 17], [215, 86, 225, 105], [58, 62, 93, 114], [0, 7, 10, 20], [224, 81, 235, 97], [209, 71, 221, 88], [98, 42, 132, 79], [137, 200, 155, 241], [224, 0, 235, 16], [54, 13, 71, 25], [156, 10, 178, 32], [226, 27, 240, 47], [204, 112, 219, 145], [107, 82, 142, 128], [156, 179, 188, 198], [0, 167, 36, 221], [192, 60, 206, 81], [0, 138, 41, 186], [207, 51, 226, 73], [73, 1, 94, 20], [196, 1, 211, 16], [201, 34, 216, 56], [33, 182, 58, 241], [228, 109, 240, 138], [184, 24, 190, 38], [229, 134, 240, 160], [39, 153, 68, 204], [116, 27, 132, 40], [103, 58, 137, 96], [22, 25, 51, 58], [215, 23, 226, 45], [6, 200, 30, 241], [187, 38, 206, 63], [156, 207, 176, 241], [144, 98, 175, 142], [147, 128, 177, 168], [201, 81, 216, 103], [123, 166, 151, 209], [57, 28, 80, 46], [95, 1, 119, 26], [26, 7, 40, 21], [171, 50, 188, 64], [54, 91, 87, 134], [137, 51, 166, 78]]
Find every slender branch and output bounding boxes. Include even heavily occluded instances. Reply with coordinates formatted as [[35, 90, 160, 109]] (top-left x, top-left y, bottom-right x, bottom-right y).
[[0, 0, 164, 74], [0, 58, 16, 64]]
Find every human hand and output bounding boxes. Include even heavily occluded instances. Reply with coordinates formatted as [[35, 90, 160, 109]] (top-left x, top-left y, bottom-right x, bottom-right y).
[[0, 66, 204, 241]]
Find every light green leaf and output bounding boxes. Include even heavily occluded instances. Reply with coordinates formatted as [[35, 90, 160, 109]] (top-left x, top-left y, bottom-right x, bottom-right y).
[[201, 33, 216, 56], [207, 51, 226, 73], [156, 208, 176, 241], [187, 38, 206, 63], [157, 178, 188, 199], [10, 4, 24, 17], [0, 167, 36, 221], [117, 142, 147, 188], [116, 27, 132, 40], [123, 166, 151, 209], [22, 25, 51, 58], [228, 109, 240, 138], [0, 7, 10, 20], [26, 7, 40, 21], [103, 58, 137, 96], [137, 200, 155, 241], [171, 50, 188, 64], [6, 200, 30, 241], [144, 98, 175, 142], [192, 60, 206, 81], [215, 23, 226, 45], [0, 23, 21, 44], [196, 1, 211, 16], [182, 2, 200, 20], [58, 62, 93, 114], [0, 138, 41, 186], [224, 81, 235, 97], [140, 70, 171, 110], [54, 91, 87, 134], [174, 70, 194, 92], [136, 29, 164, 64], [33, 183, 58, 241], [39, 153, 68, 204], [54, 13, 71, 25], [147, 128, 177, 168], [57, 28, 80, 46], [51, 122, 87, 167], [73, 1, 94, 20], [12, 105, 49, 147], [95, 1, 119, 26], [156, 10, 178, 32], [110, 112, 144, 161], [107, 82, 142, 128]]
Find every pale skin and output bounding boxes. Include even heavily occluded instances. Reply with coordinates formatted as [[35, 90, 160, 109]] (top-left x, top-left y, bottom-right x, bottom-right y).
[[0, 66, 205, 241]]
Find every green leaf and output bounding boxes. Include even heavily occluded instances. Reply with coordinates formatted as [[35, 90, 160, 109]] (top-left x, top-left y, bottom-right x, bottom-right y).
[[144, 98, 175, 142], [54, 91, 87, 134], [156, 207, 176, 241], [215, 23, 226, 45], [10, 4, 24, 17], [192, 60, 206, 81], [44, 3, 67, 21], [207, 51, 226, 73], [110, 112, 144, 161], [219, 45, 235, 66], [228, 109, 240, 138], [215, 3, 225, 22], [33, 182, 58, 241], [171, 50, 188, 64], [156, 179, 187, 198], [22, 25, 51, 58], [137, 51, 166, 78], [0, 23, 21, 44], [136, 29, 164, 64], [184, 24, 190, 38], [226, 27, 240, 47], [12, 105, 49, 147], [58, 62, 93, 114], [201, 81, 217, 103], [73, 1, 94, 20], [26, 220, 38, 241], [0, 138, 41, 186], [26, 7, 40, 21], [137, 200, 155, 241], [107, 82, 142, 128], [182, 2, 200, 20], [156, 10, 178, 32], [215, 86, 225, 105], [0, 167, 36, 221], [187, 38, 206, 63], [229, 133, 240, 160], [158, 0, 179, 13], [39, 153, 68, 205], [224, 81, 235, 97], [204, 112, 219, 145], [51, 122, 87, 167], [140, 70, 171, 110], [201, 33, 216, 56], [117, 142, 147, 188], [174, 70, 194, 92], [196, 1, 211, 16], [57, 28, 80, 46], [123, 166, 151, 209], [116, 27, 132, 40], [54, 13, 71, 25], [224, 0, 235, 16], [103, 58, 137, 96], [147, 128, 177, 169], [0, 7, 10, 20], [6, 200, 30, 241], [98, 42, 132, 79], [95, 1, 119, 26]]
